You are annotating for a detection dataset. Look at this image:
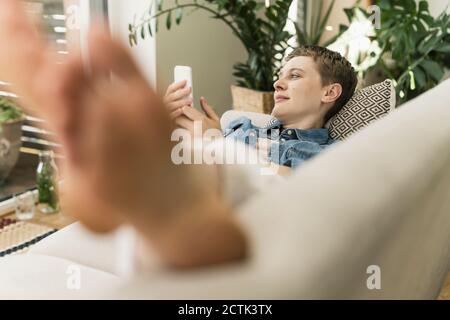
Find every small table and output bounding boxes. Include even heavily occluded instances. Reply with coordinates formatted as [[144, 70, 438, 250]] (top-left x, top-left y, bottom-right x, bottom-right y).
[[3, 209, 75, 230], [0, 202, 75, 258], [0, 154, 75, 256], [0, 152, 75, 230]]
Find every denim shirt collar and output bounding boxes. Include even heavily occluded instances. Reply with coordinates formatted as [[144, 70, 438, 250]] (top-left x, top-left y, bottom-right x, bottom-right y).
[[265, 119, 331, 145]]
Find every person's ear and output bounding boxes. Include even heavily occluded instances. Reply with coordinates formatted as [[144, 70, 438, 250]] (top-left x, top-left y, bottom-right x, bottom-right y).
[[321, 83, 342, 104]]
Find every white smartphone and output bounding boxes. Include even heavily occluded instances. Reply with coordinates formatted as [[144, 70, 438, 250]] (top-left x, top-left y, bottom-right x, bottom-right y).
[[174, 65, 194, 103]]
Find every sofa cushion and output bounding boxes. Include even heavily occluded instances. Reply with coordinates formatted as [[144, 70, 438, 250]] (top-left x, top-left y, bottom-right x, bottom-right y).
[[0, 253, 121, 299], [327, 79, 396, 140], [28, 223, 122, 276]]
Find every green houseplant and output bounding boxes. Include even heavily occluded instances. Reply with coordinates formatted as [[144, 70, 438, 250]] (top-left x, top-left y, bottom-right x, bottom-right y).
[[294, 0, 339, 47], [0, 98, 24, 184], [337, 0, 450, 104], [129, 0, 294, 113], [0, 98, 23, 123]]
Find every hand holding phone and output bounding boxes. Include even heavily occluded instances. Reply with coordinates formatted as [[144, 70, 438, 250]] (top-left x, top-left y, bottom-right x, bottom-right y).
[[174, 65, 193, 103]]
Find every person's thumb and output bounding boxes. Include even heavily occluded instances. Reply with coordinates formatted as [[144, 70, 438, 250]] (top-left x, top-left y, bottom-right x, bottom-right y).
[[200, 97, 219, 121]]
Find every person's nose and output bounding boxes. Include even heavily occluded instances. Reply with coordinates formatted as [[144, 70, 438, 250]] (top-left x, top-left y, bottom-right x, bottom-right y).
[[274, 77, 287, 92]]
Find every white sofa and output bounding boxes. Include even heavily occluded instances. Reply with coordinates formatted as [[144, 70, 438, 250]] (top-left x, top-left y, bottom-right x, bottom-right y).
[[0, 79, 449, 299]]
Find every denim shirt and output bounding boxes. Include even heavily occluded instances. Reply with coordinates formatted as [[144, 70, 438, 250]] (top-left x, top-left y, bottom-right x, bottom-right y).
[[223, 116, 335, 169]]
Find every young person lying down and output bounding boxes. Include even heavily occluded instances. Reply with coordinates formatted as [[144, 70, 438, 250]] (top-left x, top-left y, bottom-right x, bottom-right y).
[[165, 46, 357, 174]]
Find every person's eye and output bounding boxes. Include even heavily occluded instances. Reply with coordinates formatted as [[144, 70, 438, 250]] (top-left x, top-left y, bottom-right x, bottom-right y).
[[291, 74, 301, 79]]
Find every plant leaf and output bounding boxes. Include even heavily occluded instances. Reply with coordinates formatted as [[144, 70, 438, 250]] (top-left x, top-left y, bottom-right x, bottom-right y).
[[418, 0, 429, 13], [166, 10, 172, 30], [312, 0, 324, 37], [343, 8, 355, 23], [175, 8, 183, 25], [265, 7, 276, 21], [148, 0, 154, 15], [0, 98, 22, 123], [148, 22, 153, 37], [316, 0, 335, 40], [128, 33, 137, 46], [435, 42, 450, 53], [420, 59, 444, 82], [413, 66, 426, 88], [157, 0, 164, 11]]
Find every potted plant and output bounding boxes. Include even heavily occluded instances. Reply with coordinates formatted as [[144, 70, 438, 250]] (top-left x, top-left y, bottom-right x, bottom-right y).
[[0, 98, 24, 185], [336, 0, 450, 104], [128, 0, 294, 114], [294, 0, 339, 47]]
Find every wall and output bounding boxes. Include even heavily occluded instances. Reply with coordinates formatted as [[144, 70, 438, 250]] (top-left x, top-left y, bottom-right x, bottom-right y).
[[427, 0, 450, 17], [154, 0, 246, 115], [108, 0, 156, 87], [75, 0, 246, 114], [317, 0, 360, 45]]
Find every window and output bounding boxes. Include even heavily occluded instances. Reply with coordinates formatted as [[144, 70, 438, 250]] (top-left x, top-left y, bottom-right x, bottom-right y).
[[0, 0, 71, 201], [0, 0, 68, 156], [1, 0, 109, 156], [0, 1, 129, 202]]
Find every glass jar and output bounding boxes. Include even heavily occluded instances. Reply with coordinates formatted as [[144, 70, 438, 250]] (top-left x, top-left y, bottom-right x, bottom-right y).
[[36, 150, 60, 214], [14, 191, 35, 221]]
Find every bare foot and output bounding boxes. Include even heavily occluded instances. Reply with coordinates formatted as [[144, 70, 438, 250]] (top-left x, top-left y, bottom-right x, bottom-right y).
[[0, 0, 247, 268]]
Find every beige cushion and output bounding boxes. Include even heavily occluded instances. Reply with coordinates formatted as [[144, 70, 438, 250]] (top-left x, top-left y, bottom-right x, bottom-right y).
[[327, 79, 396, 140]]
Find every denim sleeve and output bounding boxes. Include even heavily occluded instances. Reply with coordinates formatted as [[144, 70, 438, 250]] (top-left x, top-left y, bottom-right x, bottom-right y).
[[276, 141, 327, 169], [223, 116, 258, 147]]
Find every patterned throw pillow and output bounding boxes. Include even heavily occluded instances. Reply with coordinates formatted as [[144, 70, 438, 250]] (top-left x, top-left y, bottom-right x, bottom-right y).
[[328, 79, 396, 140]]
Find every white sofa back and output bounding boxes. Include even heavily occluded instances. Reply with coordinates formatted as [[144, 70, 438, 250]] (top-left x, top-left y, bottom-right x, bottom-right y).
[[112, 79, 450, 299]]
